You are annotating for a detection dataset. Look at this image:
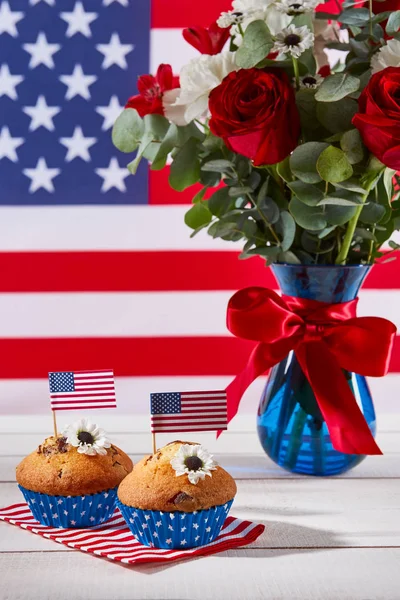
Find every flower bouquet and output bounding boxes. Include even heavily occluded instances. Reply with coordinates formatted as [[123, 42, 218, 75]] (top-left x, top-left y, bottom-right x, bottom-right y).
[[112, 0, 399, 475]]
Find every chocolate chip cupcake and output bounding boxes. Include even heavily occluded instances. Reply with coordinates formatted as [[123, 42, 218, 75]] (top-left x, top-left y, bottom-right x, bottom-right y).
[[16, 418, 133, 528], [117, 441, 236, 549]]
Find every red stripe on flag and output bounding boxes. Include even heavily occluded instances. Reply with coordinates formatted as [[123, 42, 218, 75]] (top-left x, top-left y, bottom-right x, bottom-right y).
[[1, 336, 400, 378], [1, 251, 399, 292], [151, 0, 232, 28], [53, 405, 117, 411], [0, 251, 272, 292]]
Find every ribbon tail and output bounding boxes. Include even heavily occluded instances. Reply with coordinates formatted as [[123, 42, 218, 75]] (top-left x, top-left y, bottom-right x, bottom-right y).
[[296, 341, 382, 456], [217, 343, 272, 438]]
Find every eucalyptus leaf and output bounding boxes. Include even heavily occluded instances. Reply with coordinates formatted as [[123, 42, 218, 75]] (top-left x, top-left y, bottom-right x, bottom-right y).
[[279, 211, 296, 251], [277, 251, 302, 264], [339, 8, 370, 26], [169, 138, 201, 191], [143, 114, 169, 139], [208, 187, 232, 217], [387, 10, 400, 35], [318, 197, 361, 206], [276, 156, 293, 183], [316, 98, 358, 134], [184, 201, 212, 229], [112, 108, 144, 153], [228, 186, 254, 198], [315, 73, 360, 102], [383, 167, 396, 201], [290, 142, 329, 184], [289, 197, 327, 230], [235, 20, 273, 69], [340, 129, 364, 164], [126, 131, 153, 174], [360, 202, 386, 224], [334, 180, 366, 194], [151, 123, 179, 170], [317, 146, 353, 183], [201, 159, 234, 172], [325, 203, 357, 225], [288, 180, 324, 206]]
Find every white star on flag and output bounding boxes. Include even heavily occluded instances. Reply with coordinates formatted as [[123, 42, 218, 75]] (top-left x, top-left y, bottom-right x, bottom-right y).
[[30, 0, 55, 5], [59, 64, 97, 100], [0, 126, 24, 162], [0, 64, 23, 99], [23, 95, 61, 131], [23, 157, 60, 193], [60, 126, 97, 162], [96, 33, 134, 69], [96, 95, 124, 130], [103, 0, 128, 5], [23, 32, 61, 69], [61, 2, 98, 38], [0, 1, 24, 37], [95, 157, 129, 192]]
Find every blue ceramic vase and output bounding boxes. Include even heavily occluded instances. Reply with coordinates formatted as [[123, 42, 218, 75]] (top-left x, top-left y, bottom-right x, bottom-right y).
[[257, 264, 376, 476]]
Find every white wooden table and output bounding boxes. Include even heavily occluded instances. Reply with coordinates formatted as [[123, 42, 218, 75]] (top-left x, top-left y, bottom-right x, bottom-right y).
[[1, 413, 400, 600]]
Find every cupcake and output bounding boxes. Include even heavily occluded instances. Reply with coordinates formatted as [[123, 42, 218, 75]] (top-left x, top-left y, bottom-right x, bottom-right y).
[[117, 440, 237, 549], [16, 418, 133, 528]]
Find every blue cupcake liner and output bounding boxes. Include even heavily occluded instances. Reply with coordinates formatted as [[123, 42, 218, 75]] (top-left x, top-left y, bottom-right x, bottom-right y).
[[18, 484, 117, 528], [116, 498, 234, 549]]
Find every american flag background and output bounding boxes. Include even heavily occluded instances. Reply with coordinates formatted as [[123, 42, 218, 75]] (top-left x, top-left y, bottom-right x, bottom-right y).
[[0, 0, 399, 425]]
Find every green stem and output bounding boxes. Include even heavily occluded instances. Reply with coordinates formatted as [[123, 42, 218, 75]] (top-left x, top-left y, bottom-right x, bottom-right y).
[[335, 173, 382, 265], [369, 0, 373, 37], [238, 23, 245, 37], [292, 56, 300, 90]]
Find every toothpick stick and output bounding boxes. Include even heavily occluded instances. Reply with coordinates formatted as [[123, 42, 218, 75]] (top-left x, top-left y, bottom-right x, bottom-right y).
[[152, 432, 157, 455], [52, 410, 58, 439]]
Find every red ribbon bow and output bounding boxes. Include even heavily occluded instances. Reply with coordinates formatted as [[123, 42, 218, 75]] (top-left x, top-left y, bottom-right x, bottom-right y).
[[224, 287, 397, 455]]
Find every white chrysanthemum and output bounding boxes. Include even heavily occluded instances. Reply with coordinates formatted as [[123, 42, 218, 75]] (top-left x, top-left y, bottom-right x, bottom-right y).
[[299, 73, 323, 89], [275, 0, 319, 14], [371, 39, 400, 74], [230, 4, 291, 43], [217, 9, 257, 28], [170, 444, 217, 485], [163, 52, 238, 125], [63, 418, 111, 456], [272, 24, 314, 59]]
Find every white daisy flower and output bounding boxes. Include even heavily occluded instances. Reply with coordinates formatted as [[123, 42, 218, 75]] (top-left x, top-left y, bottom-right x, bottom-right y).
[[230, 0, 291, 43], [275, 0, 320, 15], [272, 24, 314, 59], [63, 418, 111, 456], [170, 444, 217, 485], [217, 10, 249, 28], [299, 73, 323, 89], [163, 52, 239, 125], [371, 39, 400, 74]]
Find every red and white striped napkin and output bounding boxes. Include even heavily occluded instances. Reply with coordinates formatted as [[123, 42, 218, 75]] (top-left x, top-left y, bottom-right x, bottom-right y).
[[0, 504, 264, 565]]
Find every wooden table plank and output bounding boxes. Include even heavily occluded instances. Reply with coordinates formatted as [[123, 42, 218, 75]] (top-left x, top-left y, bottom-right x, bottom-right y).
[[1, 549, 400, 600], [1, 478, 400, 551]]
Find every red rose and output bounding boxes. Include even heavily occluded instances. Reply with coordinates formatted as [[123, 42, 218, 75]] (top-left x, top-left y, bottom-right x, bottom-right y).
[[125, 64, 179, 117], [353, 67, 400, 170], [208, 68, 300, 166], [182, 21, 230, 55]]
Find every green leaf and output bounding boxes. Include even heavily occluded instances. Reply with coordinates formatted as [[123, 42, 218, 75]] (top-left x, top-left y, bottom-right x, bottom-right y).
[[184, 202, 212, 229], [192, 188, 207, 204], [360, 202, 386, 224], [383, 167, 396, 201], [290, 142, 329, 184], [228, 186, 254, 198], [317, 146, 353, 183], [298, 48, 316, 75], [276, 156, 293, 183], [143, 114, 169, 139], [151, 123, 179, 170], [126, 131, 153, 174], [316, 98, 358, 134], [386, 10, 400, 35], [296, 90, 320, 134], [201, 159, 234, 172], [169, 138, 201, 191], [277, 251, 301, 264], [340, 129, 365, 164], [289, 197, 327, 231], [235, 20, 273, 69], [325, 204, 357, 225], [208, 187, 232, 217], [315, 73, 360, 103], [318, 197, 361, 206], [287, 180, 324, 206], [339, 8, 370, 26], [257, 197, 280, 224], [318, 225, 337, 239], [279, 211, 296, 251], [245, 246, 281, 259], [112, 108, 144, 153], [334, 180, 366, 194]]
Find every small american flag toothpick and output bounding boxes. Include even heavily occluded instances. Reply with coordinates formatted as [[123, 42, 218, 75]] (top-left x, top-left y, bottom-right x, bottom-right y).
[[150, 390, 228, 434], [48, 369, 117, 411]]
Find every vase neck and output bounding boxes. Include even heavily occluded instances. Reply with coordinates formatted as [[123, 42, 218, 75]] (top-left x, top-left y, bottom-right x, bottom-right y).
[[271, 264, 371, 303]]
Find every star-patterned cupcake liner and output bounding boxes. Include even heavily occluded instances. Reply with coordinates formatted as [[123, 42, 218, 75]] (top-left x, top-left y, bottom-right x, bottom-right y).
[[116, 499, 234, 549], [18, 485, 117, 528]]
